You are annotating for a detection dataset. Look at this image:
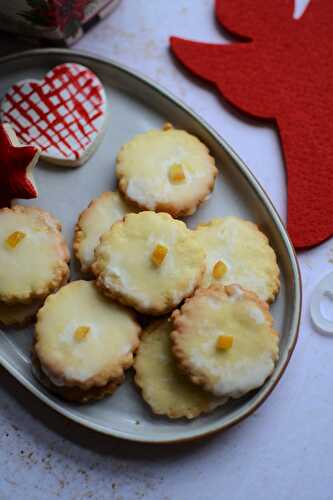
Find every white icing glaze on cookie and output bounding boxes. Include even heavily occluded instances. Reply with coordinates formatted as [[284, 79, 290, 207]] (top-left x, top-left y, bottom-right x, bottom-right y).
[[116, 126, 217, 216], [172, 284, 279, 398], [0, 63, 107, 167], [0, 206, 69, 303], [34, 280, 140, 387], [93, 211, 206, 315], [74, 191, 135, 272], [194, 217, 280, 302]]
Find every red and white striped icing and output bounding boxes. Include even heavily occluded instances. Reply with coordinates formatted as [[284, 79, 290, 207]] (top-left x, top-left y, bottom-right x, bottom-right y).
[[0, 63, 107, 167]]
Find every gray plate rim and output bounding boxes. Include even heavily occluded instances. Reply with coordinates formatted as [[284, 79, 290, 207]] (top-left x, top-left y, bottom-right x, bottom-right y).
[[0, 48, 302, 443]]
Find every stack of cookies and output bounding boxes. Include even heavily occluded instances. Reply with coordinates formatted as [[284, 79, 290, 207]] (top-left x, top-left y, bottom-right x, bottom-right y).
[[1, 123, 281, 418], [0, 206, 69, 327]]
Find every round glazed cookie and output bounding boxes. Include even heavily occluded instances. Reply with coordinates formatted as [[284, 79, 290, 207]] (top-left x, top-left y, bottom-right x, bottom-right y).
[[134, 319, 226, 419], [0, 206, 70, 304], [194, 217, 280, 302], [74, 191, 136, 273], [0, 299, 43, 327], [92, 211, 206, 315], [171, 284, 279, 398], [116, 124, 218, 217], [33, 280, 141, 402]]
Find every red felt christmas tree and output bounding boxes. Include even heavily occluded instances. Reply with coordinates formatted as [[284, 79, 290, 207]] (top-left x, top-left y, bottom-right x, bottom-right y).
[[171, 0, 333, 249]]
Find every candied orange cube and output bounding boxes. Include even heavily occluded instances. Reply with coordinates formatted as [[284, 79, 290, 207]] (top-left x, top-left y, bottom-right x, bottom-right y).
[[163, 122, 173, 131], [5, 231, 26, 249], [169, 163, 186, 183], [74, 326, 90, 341], [216, 335, 233, 350], [151, 244, 168, 266], [212, 260, 227, 279]]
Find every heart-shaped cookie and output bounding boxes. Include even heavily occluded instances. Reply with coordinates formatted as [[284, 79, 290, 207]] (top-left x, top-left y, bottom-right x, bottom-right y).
[[0, 63, 107, 167]]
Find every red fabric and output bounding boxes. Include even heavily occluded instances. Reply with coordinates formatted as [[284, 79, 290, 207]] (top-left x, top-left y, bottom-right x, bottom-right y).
[[0, 124, 39, 208], [170, 0, 333, 249]]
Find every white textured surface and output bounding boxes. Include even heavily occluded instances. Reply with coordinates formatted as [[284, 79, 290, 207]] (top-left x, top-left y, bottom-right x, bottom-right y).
[[1, 1, 332, 499]]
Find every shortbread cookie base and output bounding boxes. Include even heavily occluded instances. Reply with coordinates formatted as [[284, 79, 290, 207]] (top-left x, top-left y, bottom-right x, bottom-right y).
[[32, 353, 123, 403], [0, 206, 70, 304], [134, 319, 226, 419], [172, 284, 279, 398], [92, 211, 206, 315], [116, 124, 218, 217], [194, 216, 280, 302], [73, 191, 135, 273], [34, 280, 141, 391], [0, 299, 43, 327]]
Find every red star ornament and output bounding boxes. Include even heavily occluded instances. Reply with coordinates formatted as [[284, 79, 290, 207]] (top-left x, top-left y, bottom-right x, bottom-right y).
[[0, 123, 39, 208]]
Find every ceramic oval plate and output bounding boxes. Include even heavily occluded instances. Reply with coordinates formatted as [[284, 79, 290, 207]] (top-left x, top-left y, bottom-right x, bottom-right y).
[[0, 49, 301, 443]]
